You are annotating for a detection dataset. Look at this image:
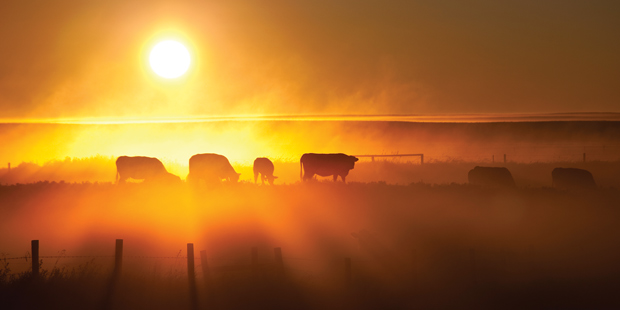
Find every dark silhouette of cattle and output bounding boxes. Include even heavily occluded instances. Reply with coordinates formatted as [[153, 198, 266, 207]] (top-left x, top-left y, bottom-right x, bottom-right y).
[[187, 153, 240, 184], [300, 153, 359, 182], [115, 156, 180, 184], [253, 157, 277, 185], [552, 167, 596, 189], [468, 166, 516, 187]]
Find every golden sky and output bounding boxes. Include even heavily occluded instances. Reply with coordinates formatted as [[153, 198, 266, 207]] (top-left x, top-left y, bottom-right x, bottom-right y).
[[1, 0, 619, 120]]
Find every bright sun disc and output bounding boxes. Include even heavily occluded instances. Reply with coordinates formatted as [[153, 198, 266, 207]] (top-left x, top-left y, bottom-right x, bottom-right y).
[[149, 40, 191, 79]]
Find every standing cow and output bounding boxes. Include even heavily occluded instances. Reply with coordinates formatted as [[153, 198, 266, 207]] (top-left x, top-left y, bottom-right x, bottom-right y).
[[115, 156, 180, 184], [187, 153, 240, 184], [552, 167, 596, 189], [300, 153, 359, 182], [468, 166, 516, 188], [253, 157, 278, 185]]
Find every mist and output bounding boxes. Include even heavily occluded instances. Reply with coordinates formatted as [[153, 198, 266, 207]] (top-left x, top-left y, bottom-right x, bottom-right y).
[[1, 120, 619, 168]]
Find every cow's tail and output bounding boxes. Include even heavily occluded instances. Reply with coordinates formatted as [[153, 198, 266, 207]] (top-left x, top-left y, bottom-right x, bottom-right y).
[[115, 170, 119, 184], [300, 159, 303, 181]]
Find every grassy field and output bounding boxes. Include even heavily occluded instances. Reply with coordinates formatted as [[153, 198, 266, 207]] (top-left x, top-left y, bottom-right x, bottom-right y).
[[1, 171, 619, 309]]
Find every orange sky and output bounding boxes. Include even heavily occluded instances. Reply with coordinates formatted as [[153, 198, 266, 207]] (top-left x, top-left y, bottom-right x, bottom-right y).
[[1, 0, 619, 120]]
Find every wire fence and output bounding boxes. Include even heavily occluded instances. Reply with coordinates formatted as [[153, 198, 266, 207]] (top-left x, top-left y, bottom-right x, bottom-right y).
[[0, 240, 349, 280]]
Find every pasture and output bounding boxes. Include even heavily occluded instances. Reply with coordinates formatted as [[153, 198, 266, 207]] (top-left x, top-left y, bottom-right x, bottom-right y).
[[1, 160, 619, 309]]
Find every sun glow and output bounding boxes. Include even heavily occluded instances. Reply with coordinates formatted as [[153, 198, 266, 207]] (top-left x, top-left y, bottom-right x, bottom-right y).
[[149, 40, 191, 79]]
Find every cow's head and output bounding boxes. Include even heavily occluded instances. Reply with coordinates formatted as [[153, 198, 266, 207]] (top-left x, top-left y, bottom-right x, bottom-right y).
[[267, 175, 279, 185], [230, 173, 241, 182], [349, 156, 359, 168], [163, 172, 182, 184]]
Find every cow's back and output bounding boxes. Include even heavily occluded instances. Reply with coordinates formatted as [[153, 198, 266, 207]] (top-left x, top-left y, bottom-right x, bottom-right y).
[[189, 153, 238, 181], [552, 167, 596, 189], [468, 166, 516, 187], [116, 156, 167, 180], [253, 158, 274, 175], [301, 153, 358, 178]]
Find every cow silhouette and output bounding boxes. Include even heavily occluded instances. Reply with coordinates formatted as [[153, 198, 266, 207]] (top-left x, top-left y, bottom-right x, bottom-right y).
[[552, 167, 596, 189], [115, 156, 180, 184], [468, 166, 516, 187], [253, 157, 278, 185], [187, 153, 240, 184], [300, 153, 359, 182]]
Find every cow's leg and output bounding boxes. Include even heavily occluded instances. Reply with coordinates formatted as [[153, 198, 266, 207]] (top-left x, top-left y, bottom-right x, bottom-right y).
[[333, 175, 338, 182], [254, 172, 258, 184], [341, 175, 346, 183]]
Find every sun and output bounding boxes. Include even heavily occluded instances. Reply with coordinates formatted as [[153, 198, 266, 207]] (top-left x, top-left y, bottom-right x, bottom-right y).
[[149, 40, 191, 79]]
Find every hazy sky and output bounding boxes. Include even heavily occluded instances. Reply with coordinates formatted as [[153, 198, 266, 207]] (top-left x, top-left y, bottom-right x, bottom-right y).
[[1, 0, 619, 120]]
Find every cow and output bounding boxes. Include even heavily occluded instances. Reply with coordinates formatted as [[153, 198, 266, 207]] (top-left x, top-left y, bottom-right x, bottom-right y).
[[468, 166, 516, 188], [115, 156, 180, 184], [552, 167, 596, 189], [300, 153, 359, 182], [187, 153, 240, 184], [253, 157, 278, 185]]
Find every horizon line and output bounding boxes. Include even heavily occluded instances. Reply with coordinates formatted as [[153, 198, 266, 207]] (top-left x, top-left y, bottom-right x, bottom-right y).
[[2, 112, 620, 124]]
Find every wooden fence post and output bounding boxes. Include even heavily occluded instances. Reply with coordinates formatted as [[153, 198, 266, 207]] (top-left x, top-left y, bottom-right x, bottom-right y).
[[31, 240, 39, 278], [187, 243, 198, 310], [583, 152, 586, 163], [274, 247, 284, 277], [504, 154, 507, 163], [492, 155, 494, 163], [344, 257, 352, 288], [187, 243, 196, 284], [420, 154, 424, 165], [200, 250, 211, 287], [114, 239, 123, 278]]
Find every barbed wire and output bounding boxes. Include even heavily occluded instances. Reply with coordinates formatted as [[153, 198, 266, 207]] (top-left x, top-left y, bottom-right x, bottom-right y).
[[1, 255, 336, 263]]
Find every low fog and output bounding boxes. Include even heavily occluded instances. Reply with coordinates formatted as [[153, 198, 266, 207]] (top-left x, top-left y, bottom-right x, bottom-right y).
[[2, 181, 620, 309], [1, 120, 619, 169], [2, 120, 620, 309]]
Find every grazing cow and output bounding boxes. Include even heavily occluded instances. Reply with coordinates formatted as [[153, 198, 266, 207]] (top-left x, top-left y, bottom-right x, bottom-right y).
[[253, 157, 278, 185], [468, 166, 516, 187], [115, 156, 180, 184], [187, 153, 240, 184], [300, 153, 359, 182], [552, 167, 596, 189]]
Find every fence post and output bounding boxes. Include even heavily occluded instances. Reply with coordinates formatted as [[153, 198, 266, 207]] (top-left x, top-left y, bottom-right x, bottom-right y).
[[274, 247, 284, 277], [114, 239, 123, 278], [492, 155, 494, 163], [31, 240, 39, 279], [187, 243, 196, 284], [420, 154, 424, 165], [200, 250, 211, 287], [583, 153, 586, 163], [344, 257, 352, 288], [7, 162, 10, 172], [504, 154, 507, 163], [187, 243, 198, 310]]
